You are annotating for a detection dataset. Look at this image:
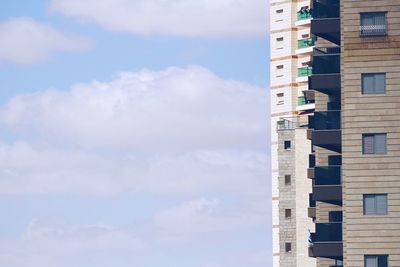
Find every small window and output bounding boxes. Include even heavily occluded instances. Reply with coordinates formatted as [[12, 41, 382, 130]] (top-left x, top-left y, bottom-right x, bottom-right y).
[[285, 243, 292, 253], [277, 93, 284, 105], [276, 65, 284, 70], [360, 12, 387, 36], [329, 211, 343, 222], [276, 9, 284, 14], [301, 34, 310, 39], [363, 134, 387, 154], [365, 255, 388, 267], [285, 175, 291, 185], [285, 209, 292, 219], [364, 194, 388, 215], [276, 37, 284, 42], [362, 73, 386, 94], [284, 140, 291, 150]]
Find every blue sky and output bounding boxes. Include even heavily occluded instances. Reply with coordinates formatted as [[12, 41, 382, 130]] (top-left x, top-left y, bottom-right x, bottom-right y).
[[0, 1, 270, 266]]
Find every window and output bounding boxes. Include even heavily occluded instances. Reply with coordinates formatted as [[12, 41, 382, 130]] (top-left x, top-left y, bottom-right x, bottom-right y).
[[362, 73, 386, 94], [329, 211, 343, 222], [301, 34, 310, 39], [285, 175, 291, 185], [285, 242, 292, 253], [277, 93, 284, 105], [276, 37, 284, 42], [363, 134, 387, 154], [365, 255, 388, 267], [276, 9, 283, 14], [276, 65, 284, 70], [285, 209, 292, 219], [284, 140, 291, 150], [360, 12, 387, 36], [364, 194, 388, 215]]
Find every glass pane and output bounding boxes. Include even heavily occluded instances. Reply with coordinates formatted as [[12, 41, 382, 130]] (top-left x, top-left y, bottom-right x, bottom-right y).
[[374, 134, 387, 154], [365, 256, 378, 267], [378, 255, 388, 267], [364, 195, 376, 214], [361, 13, 375, 26], [374, 74, 386, 93], [376, 195, 388, 214], [363, 135, 374, 154], [363, 74, 375, 94]]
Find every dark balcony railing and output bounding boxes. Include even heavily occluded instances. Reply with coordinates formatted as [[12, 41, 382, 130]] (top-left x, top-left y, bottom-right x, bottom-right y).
[[312, 0, 339, 19], [312, 223, 342, 242], [314, 166, 341, 186], [311, 111, 341, 130], [313, 47, 340, 75], [309, 193, 316, 208]]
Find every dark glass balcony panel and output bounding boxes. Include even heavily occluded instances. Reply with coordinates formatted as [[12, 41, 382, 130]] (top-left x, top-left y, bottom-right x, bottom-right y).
[[309, 73, 340, 94], [313, 223, 342, 242], [312, 0, 340, 19], [314, 166, 341, 185], [327, 101, 341, 111], [309, 193, 316, 207], [312, 111, 341, 130], [313, 47, 340, 75], [328, 155, 342, 166], [312, 130, 341, 153], [309, 243, 343, 259], [309, 154, 316, 168]]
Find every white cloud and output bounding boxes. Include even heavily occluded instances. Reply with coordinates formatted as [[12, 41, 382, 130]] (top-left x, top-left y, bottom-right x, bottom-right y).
[[0, 17, 92, 65], [0, 66, 268, 197], [0, 198, 270, 267], [49, 0, 267, 38]]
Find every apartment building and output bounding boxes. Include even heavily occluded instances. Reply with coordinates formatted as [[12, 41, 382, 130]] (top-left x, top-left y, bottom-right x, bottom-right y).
[[270, 1, 316, 267], [306, 0, 400, 267]]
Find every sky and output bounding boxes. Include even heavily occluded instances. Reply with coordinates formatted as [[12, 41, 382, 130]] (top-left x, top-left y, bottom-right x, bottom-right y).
[[0, 1, 271, 267]]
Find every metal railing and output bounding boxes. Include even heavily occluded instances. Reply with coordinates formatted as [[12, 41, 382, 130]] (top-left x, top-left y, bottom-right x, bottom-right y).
[[297, 10, 313, 21], [298, 67, 313, 77], [298, 37, 316, 49], [360, 24, 387, 36]]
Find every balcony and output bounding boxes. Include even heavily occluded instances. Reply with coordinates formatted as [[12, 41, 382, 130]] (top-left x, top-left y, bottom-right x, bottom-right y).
[[313, 166, 342, 205], [308, 111, 341, 153], [309, 47, 341, 95], [311, 0, 340, 45], [309, 223, 343, 259], [297, 67, 312, 82], [297, 10, 312, 21], [298, 38, 316, 49]]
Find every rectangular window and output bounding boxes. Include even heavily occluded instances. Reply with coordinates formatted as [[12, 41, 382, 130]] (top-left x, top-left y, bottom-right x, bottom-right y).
[[276, 9, 283, 14], [276, 93, 284, 105], [360, 12, 387, 36], [285, 242, 292, 253], [365, 255, 388, 267], [364, 194, 388, 215], [284, 140, 291, 150], [285, 209, 292, 219], [285, 175, 291, 185], [276, 37, 284, 42], [362, 73, 386, 94], [363, 134, 387, 154], [276, 65, 284, 70]]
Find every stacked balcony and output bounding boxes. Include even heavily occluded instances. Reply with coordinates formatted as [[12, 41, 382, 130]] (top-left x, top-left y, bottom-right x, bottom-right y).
[[311, 0, 340, 45], [309, 223, 343, 259], [313, 166, 342, 205], [309, 47, 341, 94], [308, 111, 341, 153]]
